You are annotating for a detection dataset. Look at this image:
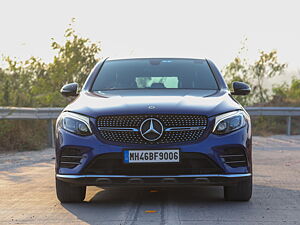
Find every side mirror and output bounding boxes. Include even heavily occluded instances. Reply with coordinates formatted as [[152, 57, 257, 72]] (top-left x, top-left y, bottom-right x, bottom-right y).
[[231, 82, 251, 95], [60, 83, 78, 97]]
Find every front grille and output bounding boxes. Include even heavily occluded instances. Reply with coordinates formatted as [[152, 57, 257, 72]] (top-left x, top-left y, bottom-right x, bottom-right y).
[[60, 148, 84, 169], [97, 114, 208, 145], [81, 152, 223, 175], [219, 148, 247, 168]]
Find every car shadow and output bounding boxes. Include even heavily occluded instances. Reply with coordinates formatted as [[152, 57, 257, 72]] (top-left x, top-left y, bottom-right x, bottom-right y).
[[61, 185, 300, 224]]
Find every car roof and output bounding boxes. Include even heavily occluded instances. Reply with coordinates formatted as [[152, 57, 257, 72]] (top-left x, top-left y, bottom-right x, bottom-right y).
[[105, 56, 207, 61]]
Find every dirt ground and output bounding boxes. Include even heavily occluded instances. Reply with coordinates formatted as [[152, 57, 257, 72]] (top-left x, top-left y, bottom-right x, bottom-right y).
[[0, 135, 300, 225]]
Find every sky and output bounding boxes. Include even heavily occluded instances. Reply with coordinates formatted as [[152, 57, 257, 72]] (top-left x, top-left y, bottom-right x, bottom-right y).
[[0, 0, 299, 82]]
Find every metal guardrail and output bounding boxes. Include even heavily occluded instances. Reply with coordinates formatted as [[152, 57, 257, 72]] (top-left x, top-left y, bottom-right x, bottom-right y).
[[246, 107, 300, 136], [0, 107, 62, 119], [0, 107, 299, 147], [0, 107, 63, 148]]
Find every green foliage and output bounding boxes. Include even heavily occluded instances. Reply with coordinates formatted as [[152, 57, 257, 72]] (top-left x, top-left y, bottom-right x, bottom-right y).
[[223, 50, 287, 106], [223, 56, 252, 106], [0, 24, 101, 107], [0, 23, 101, 151], [272, 77, 300, 106], [251, 51, 287, 103], [0, 57, 45, 106], [33, 26, 101, 107]]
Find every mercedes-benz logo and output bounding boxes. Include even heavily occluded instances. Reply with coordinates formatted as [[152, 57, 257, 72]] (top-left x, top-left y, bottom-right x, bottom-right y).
[[140, 118, 163, 141]]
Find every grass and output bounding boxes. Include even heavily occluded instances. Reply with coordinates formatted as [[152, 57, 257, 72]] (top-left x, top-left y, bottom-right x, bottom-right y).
[[251, 116, 300, 136], [0, 120, 48, 152]]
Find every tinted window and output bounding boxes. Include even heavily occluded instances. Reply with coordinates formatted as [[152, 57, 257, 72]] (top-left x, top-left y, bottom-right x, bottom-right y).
[[92, 59, 218, 91]]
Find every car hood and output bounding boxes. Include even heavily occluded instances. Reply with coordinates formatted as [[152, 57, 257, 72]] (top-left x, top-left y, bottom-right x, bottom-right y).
[[64, 89, 242, 118]]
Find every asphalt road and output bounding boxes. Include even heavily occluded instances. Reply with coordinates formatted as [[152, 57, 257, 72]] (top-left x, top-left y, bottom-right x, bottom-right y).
[[0, 135, 300, 225]]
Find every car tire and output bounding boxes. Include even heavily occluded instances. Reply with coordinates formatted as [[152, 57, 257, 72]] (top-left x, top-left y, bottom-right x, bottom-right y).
[[224, 176, 252, 201], [56, 178, 86, 203]]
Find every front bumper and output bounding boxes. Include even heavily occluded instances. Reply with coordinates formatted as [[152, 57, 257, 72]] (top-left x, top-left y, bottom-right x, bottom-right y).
[[56, 173, 252, 187], [55, 115, 252, 188], [56, 126, 252, 175]]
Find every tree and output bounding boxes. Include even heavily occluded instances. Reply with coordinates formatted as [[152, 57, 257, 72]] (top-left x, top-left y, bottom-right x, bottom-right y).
[[0, 22, 101, 107], [0, 56, 46, 106], [223, 56, 252, 106], [272, 77, 300, 106], [251, 51, 287, 103], [223, 49, 287, 106], [31, 24, 101, 107], [0, 22, 102, 151]]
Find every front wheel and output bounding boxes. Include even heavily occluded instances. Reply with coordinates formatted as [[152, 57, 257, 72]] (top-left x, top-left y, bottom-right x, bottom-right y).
[[224, 176, 252, 201], [56, 178, 86, 203]]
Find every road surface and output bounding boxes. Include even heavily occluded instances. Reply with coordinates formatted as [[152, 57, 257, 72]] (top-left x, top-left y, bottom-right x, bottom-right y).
[[0, 135, 300, 225]]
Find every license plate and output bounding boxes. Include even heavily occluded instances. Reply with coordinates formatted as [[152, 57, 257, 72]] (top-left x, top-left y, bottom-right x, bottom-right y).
[[124, 149, 180, 163]]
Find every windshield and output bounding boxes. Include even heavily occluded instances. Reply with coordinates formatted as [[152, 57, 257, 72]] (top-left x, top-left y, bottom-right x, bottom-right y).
[[92, 58, 219, 91]]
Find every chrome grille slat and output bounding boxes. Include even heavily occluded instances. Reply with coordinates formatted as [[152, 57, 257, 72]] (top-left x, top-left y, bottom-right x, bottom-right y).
[[98, 127, 139, 132], [61, 156, 83, 158], [165, 126, 206, 131], [225, 161, 246, 164], [60, 162, 81, 165], [219, 155, 244, 158], [97, 114, 208, 144]]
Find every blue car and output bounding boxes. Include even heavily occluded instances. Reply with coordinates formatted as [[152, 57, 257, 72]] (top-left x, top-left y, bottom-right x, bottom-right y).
[[55, 57, 252, 202]]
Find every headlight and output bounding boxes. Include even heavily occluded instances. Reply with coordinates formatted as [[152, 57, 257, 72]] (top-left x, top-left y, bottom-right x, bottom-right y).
[[213, 111, 246, 135], [58, 112, 92, 136]]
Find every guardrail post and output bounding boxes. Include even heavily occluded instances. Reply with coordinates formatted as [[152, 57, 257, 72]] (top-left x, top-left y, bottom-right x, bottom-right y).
[[287, 116, 292, 136], [47, 119, 54, 147]]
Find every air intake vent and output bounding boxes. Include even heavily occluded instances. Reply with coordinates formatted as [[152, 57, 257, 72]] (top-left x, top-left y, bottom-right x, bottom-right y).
[[220, 148, 247, 168], [82, 152, 223, 175], [60, 148, 84, 169]]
